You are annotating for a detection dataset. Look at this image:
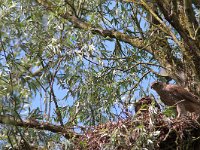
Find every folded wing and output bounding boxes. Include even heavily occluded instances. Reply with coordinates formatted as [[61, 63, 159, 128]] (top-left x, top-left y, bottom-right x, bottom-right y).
[[165, 84, 200, 104]]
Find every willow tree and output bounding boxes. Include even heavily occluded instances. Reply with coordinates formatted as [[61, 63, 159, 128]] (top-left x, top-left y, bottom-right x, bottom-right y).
[[0, 0, 199, 149]]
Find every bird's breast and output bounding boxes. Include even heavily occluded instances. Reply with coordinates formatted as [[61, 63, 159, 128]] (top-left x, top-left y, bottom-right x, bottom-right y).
[[158, 92, 177, 106]]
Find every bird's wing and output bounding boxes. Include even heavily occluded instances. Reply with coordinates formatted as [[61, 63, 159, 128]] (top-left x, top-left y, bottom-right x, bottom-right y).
[[165, 85, 200, 104]]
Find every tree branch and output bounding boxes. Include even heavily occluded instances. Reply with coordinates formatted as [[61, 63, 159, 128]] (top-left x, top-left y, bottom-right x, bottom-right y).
[[0, 115, 79, 139], [155, 0, 200, 77], [37, 0, 199, 83], [36, 0, 153, 53]]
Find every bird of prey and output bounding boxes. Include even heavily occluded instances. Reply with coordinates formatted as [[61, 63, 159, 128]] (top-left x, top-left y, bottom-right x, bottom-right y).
[[151, 81, 200, 118]]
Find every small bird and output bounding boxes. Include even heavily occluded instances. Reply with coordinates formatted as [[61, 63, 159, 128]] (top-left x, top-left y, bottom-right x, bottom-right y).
[[151, 81, 200, 118]]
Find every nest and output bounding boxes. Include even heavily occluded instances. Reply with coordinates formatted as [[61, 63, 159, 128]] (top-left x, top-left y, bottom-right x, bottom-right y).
[[73, 97, 200, 150]]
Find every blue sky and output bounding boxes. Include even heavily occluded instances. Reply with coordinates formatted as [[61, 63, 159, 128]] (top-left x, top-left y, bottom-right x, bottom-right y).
[[19, 1, 163, 124]]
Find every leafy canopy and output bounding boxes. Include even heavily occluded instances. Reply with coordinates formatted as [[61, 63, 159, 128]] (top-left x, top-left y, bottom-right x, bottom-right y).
[[1, 0, 199, 149]]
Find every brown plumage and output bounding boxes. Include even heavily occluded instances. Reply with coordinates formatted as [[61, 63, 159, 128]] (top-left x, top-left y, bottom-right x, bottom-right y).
[[151, 81, 200, 117]]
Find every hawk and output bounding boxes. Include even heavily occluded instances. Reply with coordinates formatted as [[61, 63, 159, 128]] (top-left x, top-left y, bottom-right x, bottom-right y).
[[151, 81, 200, 117]]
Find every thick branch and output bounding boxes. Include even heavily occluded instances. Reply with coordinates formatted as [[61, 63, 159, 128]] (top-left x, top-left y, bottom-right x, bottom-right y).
[[36, 0, 153, 53], [156, 0, 200, 77], [36, 0, 191, 82], [141, 0, 184, 51], [0, 115, 78, 139]]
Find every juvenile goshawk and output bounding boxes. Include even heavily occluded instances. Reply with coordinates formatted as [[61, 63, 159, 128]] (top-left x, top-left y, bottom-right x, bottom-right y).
[[151, 81, 200, 117]]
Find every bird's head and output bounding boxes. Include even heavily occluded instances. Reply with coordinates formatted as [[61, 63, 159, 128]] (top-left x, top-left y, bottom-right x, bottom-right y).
[[151, 81, 165, 90]]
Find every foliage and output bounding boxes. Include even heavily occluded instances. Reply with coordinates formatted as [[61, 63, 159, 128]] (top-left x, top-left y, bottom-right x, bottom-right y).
[[0, 0, 200, 149], [74, 97, 200, 150]]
